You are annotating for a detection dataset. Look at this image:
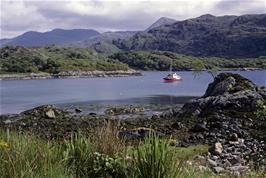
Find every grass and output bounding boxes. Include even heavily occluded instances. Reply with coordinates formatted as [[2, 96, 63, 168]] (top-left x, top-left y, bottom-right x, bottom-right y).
[[174, 144, 209, 160], [89, 121, 126, 156], [0, 127, 264, 178], [131, 134, 181, 178], [0, 129, 66, 178]]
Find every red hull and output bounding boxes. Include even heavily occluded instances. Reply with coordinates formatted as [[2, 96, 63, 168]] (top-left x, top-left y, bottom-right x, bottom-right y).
[[163, 78, 182, 82]]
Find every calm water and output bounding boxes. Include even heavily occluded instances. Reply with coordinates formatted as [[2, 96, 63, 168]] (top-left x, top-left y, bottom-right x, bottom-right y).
[[1, 71, 265, 114]]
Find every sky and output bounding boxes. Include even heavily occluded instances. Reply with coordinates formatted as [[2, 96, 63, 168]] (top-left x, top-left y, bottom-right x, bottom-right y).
[[1, 0, 265, 39]]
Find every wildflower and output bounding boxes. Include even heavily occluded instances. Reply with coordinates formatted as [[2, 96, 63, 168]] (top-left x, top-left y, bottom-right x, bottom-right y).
[[0, 140, 9, 149]]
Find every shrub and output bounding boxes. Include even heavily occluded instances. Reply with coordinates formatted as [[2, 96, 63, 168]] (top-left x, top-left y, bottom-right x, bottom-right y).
[[255, 100, 266, 120], [63, 131, 127, 177], [93, 152, 127, 178]]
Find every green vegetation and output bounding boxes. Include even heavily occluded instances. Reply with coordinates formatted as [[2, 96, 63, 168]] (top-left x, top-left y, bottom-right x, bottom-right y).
[[0, 130, 66, 178], [0, 45, 129, 74], [132, 135, 180, 178], [0, 125, 264, 178], [1, 46, 265, 75], [255, 100, 266, 121], [110, 51, 266, 71]]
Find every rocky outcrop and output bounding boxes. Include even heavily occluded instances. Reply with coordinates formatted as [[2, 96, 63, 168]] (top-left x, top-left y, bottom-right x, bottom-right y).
[[0, 105, 102, 140], [203, 73, 256, 97], [157, 73, 266, 174], [205, 138, 265, 175], [175, 76, 266, 170], [22, 105, 67, 119], [179, 73, 265, 118]]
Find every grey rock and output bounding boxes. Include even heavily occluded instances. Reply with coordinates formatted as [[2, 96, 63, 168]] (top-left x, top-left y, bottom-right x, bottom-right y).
[[198, 165, 208, 172], [228, 166, 249, 172], [192, 123, 208, 132], [208, 158, 217, 167], [204, 73, 256, 97], [45, 109, 56, 119], [3, 119, 12, 124], [75, 108, 82, 113], [210, 142, 223, 155], [171, 122, 183, 130], [205, 76, 236, 97], [223, 159, 232, 167], [230, 133, 238, 141], [89, 112, 97, 116], [213, 166, 225, 173], [212, 156, 218, 160]]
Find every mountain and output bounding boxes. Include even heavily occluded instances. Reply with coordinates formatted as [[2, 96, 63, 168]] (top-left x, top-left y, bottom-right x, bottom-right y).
[[67, 31, 137, 47], [0, 29, 100, 47], [145, 17, 177, 31], [65, 31, 138, 56], [114, 14, 266, 58], [0, 39, 12, 47], [2, 14, 266, 58]]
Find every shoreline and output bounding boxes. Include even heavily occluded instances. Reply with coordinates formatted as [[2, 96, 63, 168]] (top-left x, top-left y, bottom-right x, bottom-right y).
[[1, 68, 264, 81], [0, 69, 142, 80], [1, 95, 197, 115]]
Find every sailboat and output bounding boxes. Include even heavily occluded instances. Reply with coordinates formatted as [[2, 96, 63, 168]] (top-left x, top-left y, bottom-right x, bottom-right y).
[[163, 59, 182, 82]]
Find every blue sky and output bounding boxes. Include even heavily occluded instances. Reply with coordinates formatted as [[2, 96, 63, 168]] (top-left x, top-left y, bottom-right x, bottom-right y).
[[1, 0, 265, 38]]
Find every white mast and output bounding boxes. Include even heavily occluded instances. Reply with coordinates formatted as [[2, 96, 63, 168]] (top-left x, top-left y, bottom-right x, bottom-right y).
[[170, 59, 173, 74]]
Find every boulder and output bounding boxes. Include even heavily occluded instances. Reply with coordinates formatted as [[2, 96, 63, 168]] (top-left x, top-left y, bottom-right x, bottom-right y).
[[228, 166, 249, 172], [45, 109, 56, 119], [208, 158, 217, 167], [22, 105, 66, 119], [203, 73, 256, 97], [230, 133, 239, 141], [177, 73, 265, 118], [191, 123, 208, 132], [89, 112, 97, 116], [213, 166, 224, 173], [210, 142, 223, 155], [75, 108, 82, 113], [171, 122, 183, 130]]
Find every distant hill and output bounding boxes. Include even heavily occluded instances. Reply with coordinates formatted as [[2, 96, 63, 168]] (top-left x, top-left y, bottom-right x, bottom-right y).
[[145, 17, 177, 31], [0, 46, 128, 73], [66, 31, 137, 47], [110, 50, 266, 71], [114, 14, 266, 58], [0, 29, 100, 47], [66, 31, 137, 56], [0, 39, 12, 47]]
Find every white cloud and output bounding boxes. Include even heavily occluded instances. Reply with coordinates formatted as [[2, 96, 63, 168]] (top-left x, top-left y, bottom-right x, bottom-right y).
[[1, 0, 265, 39]]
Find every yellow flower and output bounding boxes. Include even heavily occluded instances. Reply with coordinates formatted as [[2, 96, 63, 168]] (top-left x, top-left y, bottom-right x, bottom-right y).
[[263, 172, 266, 178], [0, 140, 9, 149]]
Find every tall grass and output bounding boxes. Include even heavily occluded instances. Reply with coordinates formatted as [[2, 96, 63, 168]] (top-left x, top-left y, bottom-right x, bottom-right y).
[[131, 134, 181, 178], [62, 121, 128, 178], [1, 127, 261, 178], [0, 129, 66, 178], [63, 133, 94, 177], [90, 121, 126, 156]]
